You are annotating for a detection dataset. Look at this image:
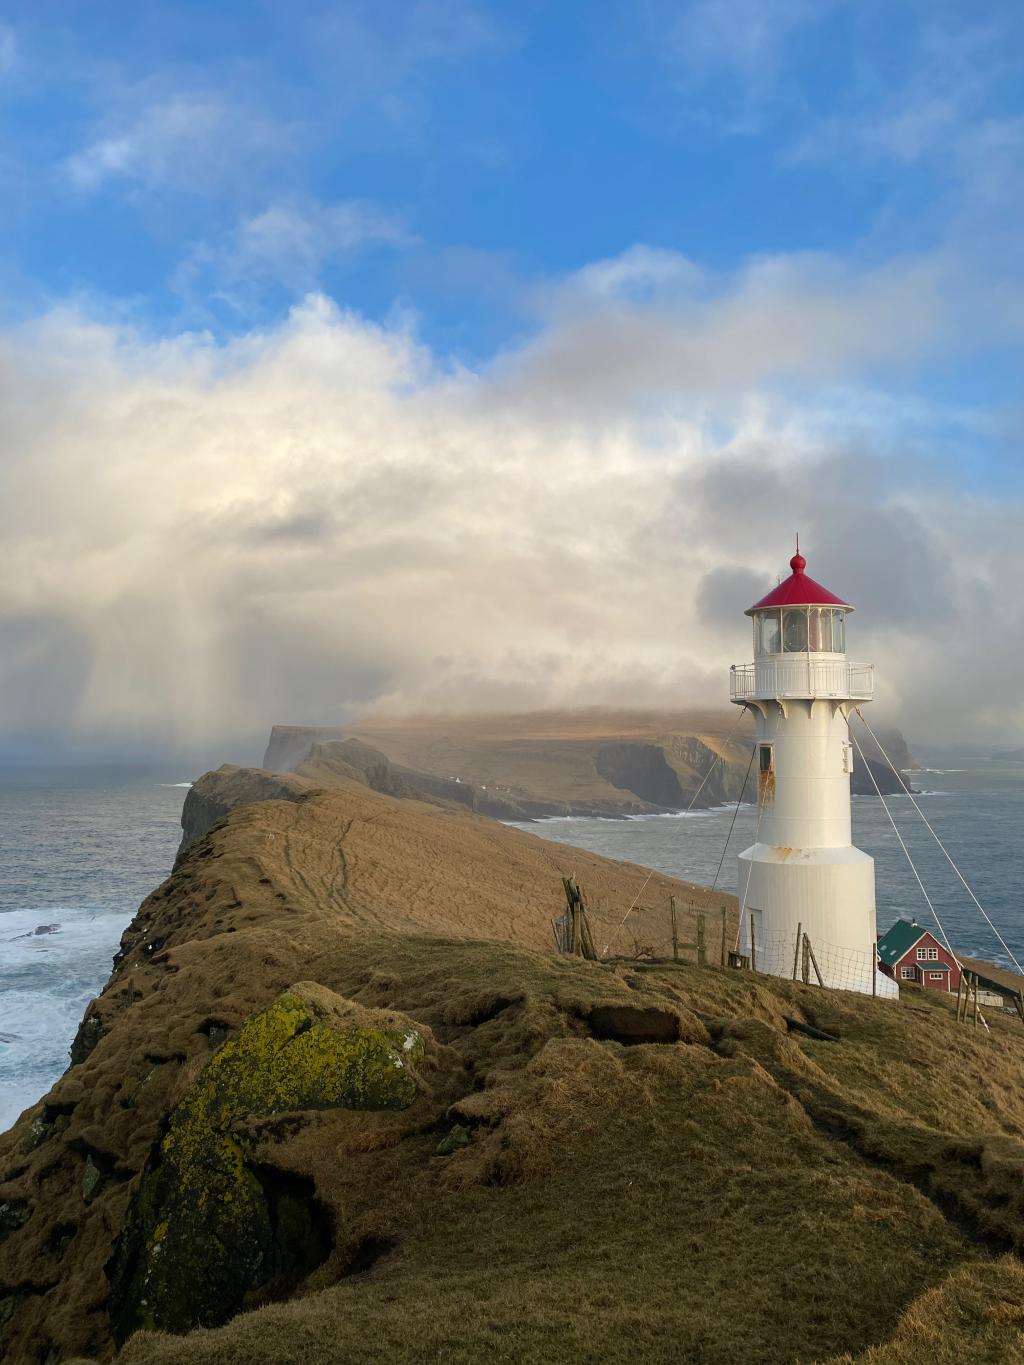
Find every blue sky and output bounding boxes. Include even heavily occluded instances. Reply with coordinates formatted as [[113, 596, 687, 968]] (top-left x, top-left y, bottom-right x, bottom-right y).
[[3, 2, 1022, 367], [1, 1, 1023, 754]]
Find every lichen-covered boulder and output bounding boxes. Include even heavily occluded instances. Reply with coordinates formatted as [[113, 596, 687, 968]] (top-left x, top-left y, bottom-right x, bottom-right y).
[[108, 983, 428, 1342]]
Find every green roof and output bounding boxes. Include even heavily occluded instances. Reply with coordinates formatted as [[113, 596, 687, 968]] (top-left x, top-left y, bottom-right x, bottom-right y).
[[877, 919, 926, 965], [920, 963, 951, 972]]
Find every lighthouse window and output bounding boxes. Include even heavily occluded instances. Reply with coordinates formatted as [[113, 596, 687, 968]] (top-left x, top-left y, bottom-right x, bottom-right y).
[[782, 609, 808, 652], [759, 744, 774, 774], [831, 610, 845, 652], [808, 608, 832, 652], [758, 612, 781, 656]]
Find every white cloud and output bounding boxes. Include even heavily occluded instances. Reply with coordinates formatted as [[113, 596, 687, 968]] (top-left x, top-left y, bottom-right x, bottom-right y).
[[315, 0, 514, 87], [790, 14, 1018, 167], [668, 0, 823, 84], [63, 93, 291, 195], [0, 250, 1020, 757], [500, 248, 948, 410], [175, 199, 413, 304]]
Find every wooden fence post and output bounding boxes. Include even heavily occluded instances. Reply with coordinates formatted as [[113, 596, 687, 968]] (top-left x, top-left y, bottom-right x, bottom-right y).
[[749, 913, 757, 972], [805, 936, 825, 988], [696, 910, 706, 967], [720, 906, 727, 968], [792, 922, 802, 981], [801, 934, 810, 985], [872, 942, 877, 998], [670, 896, 679, 962], [559, 876, 597, 960]]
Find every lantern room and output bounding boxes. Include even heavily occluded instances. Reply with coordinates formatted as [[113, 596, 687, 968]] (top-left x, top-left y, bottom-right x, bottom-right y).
[[746, 553, 852, 658]]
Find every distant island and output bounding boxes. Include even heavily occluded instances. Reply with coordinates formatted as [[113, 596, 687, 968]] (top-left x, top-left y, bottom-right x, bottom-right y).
[[262, 708, 919, 818], [993, 747, 1024, 760]]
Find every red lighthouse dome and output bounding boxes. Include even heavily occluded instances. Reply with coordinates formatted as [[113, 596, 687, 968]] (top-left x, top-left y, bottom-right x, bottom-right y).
[[745, 552, 853, 616]]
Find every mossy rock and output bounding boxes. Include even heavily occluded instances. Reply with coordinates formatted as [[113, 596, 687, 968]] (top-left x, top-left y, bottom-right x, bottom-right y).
[[108, 984, 428, 1341]]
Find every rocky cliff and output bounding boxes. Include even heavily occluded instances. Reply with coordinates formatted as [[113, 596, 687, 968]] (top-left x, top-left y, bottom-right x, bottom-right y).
[[3, 777, 1024, 1363], [175, 765, 318, 866]]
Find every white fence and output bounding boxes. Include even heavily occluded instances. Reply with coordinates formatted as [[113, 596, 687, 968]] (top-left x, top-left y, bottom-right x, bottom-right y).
[[730, 659, 874, 702]]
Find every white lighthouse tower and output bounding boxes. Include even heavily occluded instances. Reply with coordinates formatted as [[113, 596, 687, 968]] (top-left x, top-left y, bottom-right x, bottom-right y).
[[730, 549, 891, 995]]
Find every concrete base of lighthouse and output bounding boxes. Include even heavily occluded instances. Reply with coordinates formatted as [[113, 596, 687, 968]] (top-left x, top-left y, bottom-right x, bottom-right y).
[[734, 701, 897, 997], [738, 845, 893, 993]]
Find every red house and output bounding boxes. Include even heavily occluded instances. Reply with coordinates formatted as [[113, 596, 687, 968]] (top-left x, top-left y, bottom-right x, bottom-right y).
[[877, 918, 961, 992]]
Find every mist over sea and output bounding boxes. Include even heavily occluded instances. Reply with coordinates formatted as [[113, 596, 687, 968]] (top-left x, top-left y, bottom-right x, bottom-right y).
[[2, 753, 1023, 1133]]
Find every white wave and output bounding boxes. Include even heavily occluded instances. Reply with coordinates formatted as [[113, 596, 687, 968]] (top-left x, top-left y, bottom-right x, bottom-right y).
[[625, 803, 755, 820], [159, 782, 193, 788], [507, 801, 754, 829], [0, 904, 132, 1133]]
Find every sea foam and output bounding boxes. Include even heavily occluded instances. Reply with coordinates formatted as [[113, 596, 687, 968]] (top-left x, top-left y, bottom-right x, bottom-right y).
[[0, 905, 128, 1131]]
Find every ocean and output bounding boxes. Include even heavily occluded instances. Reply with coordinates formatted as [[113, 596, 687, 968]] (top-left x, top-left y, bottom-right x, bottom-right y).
[[0, 766, 187, 1132], [2, 754, 1023, 1134]]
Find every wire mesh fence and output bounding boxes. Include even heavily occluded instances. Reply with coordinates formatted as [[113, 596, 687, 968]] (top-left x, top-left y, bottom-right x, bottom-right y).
[[745, 928, 898, 998], [565, 885, 899, 1000], [562, 890, 736, 966]]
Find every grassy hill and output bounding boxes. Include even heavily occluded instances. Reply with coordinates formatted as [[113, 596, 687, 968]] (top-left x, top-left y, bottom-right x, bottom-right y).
[[2, 773, 1023, 1365]]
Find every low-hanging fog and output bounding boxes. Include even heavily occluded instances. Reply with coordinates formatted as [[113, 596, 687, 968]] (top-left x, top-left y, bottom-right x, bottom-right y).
[[1, 246, 1022, 760]]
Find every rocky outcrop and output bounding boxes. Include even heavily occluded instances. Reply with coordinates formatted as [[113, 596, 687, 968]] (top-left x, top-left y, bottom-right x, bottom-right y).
[[595, 744, 685, 808], [175, 765, 318, 866], [262, 726, 352, 773], [852, 757, 915, 797], [108, 985, 431, 1340]]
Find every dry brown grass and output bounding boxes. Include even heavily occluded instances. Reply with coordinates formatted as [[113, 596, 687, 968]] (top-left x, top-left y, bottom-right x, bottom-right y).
[[4, 777, 1024, 1363]]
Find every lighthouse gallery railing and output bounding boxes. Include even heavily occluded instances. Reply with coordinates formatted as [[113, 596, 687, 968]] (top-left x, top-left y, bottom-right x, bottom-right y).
[[730, 659, 874, 702]]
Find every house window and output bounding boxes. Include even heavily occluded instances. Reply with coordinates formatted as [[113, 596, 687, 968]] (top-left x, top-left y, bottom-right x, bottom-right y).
[[901, 966, 914, 980], [916, 948, 927, 960], [928, 972, 943, 980], [927, 947, 938, 960]]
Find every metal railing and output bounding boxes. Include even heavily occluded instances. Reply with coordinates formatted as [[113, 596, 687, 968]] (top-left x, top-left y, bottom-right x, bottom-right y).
[[730, 659, 874, 702]]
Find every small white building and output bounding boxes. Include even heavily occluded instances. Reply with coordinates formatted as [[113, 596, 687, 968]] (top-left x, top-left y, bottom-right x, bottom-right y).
[[730, 550, 896, 997]]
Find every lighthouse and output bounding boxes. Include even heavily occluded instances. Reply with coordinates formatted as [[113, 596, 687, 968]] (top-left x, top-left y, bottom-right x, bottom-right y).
[[730, 550, 891, 995]]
